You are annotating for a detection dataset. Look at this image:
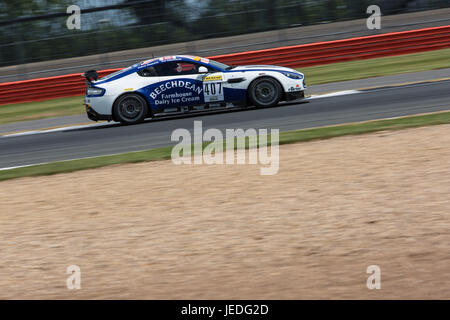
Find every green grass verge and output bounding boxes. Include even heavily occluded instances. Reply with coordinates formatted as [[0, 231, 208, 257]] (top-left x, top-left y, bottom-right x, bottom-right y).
[[1, 111, 449, 182], [1, 47, 450, 125], [0, 96, 84, 125]]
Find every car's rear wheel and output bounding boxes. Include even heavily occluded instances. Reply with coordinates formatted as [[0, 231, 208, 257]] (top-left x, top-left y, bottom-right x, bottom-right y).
[[248, 77, 282, 108], [113, 93, 148, 125]]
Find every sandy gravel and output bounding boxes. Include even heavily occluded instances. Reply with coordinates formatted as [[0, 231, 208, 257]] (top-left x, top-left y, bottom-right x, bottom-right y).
[[0, 124, 449, 299]]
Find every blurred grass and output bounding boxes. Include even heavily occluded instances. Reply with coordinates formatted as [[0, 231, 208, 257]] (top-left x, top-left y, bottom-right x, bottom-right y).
[[299, 48, 450, 85], [1, 111, 449, 182], [0, 96, 84, 125], [1, 48, 449, 125]]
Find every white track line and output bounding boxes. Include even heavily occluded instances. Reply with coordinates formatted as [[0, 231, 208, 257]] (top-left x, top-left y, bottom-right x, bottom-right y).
[[0, 150, 141, 171], [1, 122, 108, 138], [0, 164, 36, 171], [308, 90, 361, 99], [2, 130, 42, 137]]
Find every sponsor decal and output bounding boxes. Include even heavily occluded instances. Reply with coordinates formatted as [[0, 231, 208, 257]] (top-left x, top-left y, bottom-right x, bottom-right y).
[[203, 75, 223, 82], [288, 86, 302, 92], [148, 80, 203, 106], [159, 55, 177, 62]]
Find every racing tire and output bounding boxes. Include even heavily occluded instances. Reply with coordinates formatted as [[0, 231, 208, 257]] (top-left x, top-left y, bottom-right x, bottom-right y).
[[113, 93, 148, 125], [248, 77, 282, 108]]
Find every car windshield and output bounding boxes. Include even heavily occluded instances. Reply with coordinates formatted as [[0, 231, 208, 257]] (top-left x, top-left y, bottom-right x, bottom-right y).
[[99, 63, 139, 81], [208, 59, 233, 70]]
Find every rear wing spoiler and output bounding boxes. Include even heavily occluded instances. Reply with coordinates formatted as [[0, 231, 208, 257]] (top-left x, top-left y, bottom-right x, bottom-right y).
[[82, 70, 98, 84]]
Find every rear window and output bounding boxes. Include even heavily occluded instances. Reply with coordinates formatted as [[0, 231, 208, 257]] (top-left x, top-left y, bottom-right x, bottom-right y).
[[100, 64, 138, 81]]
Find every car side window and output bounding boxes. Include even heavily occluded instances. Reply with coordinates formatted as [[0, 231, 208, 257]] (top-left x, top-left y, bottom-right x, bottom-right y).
[[154, 61, 215, 76], [153, 62, 174, 76], [137, 67, 157, 77]]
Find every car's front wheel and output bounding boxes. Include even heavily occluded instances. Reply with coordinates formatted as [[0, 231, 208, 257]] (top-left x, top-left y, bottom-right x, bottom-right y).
[[113, 93, 148, 125], [248, 77, 282, 108]]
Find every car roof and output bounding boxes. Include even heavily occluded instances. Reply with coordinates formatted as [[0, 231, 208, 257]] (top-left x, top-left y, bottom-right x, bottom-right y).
[[94, 55, 214, 84], [138, 55, 211, 69]]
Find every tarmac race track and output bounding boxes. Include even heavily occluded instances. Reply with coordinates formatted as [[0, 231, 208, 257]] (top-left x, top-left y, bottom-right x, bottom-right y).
[[0, 80, 449, 169]]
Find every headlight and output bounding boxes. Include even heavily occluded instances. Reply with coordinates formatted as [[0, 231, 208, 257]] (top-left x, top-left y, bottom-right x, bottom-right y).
[[282, 72, 304, 80], [86, 87, 105, 96]]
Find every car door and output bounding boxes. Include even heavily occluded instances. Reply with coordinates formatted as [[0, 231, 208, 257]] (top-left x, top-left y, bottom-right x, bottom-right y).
[[203, 70, 247, 106], [202, 72, 226, 104], [151, 61, 206, 111]]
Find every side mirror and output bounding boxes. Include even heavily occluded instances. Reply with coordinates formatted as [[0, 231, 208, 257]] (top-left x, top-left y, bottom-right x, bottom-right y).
[[198, 66, 208, 74]]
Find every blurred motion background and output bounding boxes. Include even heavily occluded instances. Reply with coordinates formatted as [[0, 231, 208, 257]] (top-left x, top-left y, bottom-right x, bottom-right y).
[[1, 0, 450, 81]]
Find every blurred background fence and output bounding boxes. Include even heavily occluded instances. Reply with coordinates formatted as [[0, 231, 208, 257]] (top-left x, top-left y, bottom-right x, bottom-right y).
[[2, 24, 449, 105], [1, 0, 449, 69]]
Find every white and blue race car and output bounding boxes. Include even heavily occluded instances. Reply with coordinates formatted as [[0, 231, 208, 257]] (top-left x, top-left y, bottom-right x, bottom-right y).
[[84, 55, 306, 124]]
